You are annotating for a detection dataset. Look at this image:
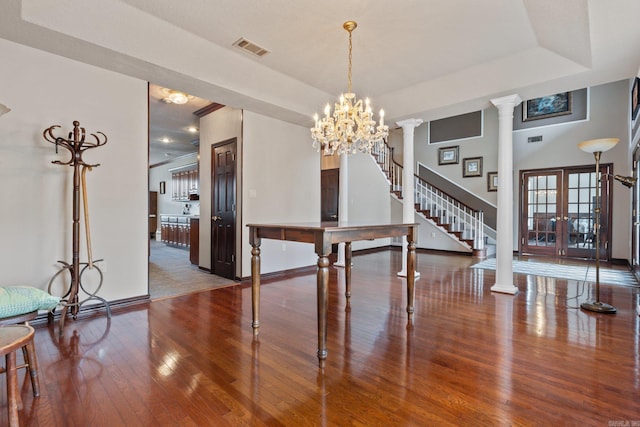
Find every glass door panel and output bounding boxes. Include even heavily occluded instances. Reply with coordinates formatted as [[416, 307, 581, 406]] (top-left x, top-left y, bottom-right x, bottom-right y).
[[522, 171, 562, 255], [565, 171, 596, 257]]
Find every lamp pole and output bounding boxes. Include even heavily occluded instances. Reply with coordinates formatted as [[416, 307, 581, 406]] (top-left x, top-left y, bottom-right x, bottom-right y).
[[580, 150, 617, 313], [577, 138, 620, 314]]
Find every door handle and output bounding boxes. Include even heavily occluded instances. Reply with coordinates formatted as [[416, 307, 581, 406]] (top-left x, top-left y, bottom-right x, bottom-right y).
[[212, 216, 221, 221]]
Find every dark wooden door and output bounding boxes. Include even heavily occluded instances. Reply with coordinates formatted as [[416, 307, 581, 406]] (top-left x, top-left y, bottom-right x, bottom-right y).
[[520, 165, 612, 259], [211, 139, 236, 280], [321, 168, 339, 222]]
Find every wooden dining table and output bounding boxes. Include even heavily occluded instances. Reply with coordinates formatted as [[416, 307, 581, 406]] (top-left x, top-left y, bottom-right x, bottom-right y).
[[247, 222, 418, 368]]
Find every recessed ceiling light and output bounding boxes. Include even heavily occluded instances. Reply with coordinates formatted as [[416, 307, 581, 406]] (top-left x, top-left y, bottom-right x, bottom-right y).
[[160, 137, 172, 143], [161, 88, 193, 104], [187, 126, 198, 133]]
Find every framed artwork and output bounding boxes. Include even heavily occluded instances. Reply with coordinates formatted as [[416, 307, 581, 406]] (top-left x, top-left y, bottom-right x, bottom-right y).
[[463, 157, 482, 178], [523, 92, 572, 122], [159, 181, 166, 194], [632, 78, 640, 120], [487, 171, 498, 192], [438, 145, 459, 165]]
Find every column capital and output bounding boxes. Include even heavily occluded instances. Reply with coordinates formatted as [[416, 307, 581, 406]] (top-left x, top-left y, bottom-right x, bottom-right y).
[[395, 118, 424, 129], [490, 94, 522, 110]]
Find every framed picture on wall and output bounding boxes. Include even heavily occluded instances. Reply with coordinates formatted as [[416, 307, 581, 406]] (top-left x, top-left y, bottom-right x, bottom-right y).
[[463, 157, 483, 178], [438, 145, 459, 165], [487, 171, 498, 191], [632, 77, 640, 120], [523, 92, 572, 121]]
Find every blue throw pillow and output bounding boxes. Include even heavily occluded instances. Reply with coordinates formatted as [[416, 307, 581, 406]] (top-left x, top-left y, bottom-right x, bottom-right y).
[[0, 286, 61, 318]]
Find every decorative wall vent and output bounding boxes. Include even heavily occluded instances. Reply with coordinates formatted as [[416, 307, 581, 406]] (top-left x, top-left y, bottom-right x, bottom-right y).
[[232, 38, 269, 57], [527, 135, 543, 143]]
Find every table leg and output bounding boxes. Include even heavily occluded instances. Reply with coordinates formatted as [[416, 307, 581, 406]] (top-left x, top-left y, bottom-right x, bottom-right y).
[[251, 244, 261, 336], [406, 238, 416, 318], [6, 352, 18, 427], [317, 254, 330, 368], [344, 242, 352, 300]]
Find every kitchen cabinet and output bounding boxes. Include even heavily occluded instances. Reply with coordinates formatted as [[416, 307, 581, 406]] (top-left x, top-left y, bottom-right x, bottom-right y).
[[160, 215, 191, 248], [190, 218, 199, 265], [171, 165, 199, 201]]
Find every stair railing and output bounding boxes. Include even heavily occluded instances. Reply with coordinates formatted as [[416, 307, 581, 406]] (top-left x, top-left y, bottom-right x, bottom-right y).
[[372, 139, 485, 251], [372, 142, 402, 192], [415, 176, 483, 246]]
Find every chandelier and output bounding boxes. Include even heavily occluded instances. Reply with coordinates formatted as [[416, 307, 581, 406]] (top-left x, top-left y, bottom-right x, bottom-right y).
[[310, 21, 389, 155]]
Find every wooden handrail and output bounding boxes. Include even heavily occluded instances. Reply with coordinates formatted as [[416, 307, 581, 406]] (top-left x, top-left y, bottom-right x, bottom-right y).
[[372, 138, 485, 249]]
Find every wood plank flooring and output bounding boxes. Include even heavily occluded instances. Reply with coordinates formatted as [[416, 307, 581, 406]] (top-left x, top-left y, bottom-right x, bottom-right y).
[[3, 250, 640, 426]]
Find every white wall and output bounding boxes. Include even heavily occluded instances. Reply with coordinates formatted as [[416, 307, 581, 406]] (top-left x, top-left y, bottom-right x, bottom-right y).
[[0, 39, 148, 300], [241, 110, 320, 276], [513, 81, 631, 259], [408, 80, 631, 260], [413, 110, 499, 206], [198, 107, 243, 271], [347, 154, 393, 250]]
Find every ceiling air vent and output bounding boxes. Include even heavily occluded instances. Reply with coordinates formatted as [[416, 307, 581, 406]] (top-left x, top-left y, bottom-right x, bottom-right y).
[[527, 135, 543, 143], [233, 38, 269, 57]]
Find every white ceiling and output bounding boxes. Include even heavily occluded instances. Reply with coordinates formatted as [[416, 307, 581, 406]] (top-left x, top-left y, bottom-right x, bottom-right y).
[[148, 84, 211, 166], [2, 0, 640, 157]]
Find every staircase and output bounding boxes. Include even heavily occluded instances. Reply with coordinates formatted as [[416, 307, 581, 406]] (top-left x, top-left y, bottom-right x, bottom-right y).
[[371, 141, 487, 255]]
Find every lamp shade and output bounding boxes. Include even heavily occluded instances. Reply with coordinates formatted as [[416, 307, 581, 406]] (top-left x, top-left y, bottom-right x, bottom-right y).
[[577, 138, 619, 153]]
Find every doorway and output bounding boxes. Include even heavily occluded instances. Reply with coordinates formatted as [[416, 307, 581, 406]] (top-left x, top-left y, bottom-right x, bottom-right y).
[[520, 164, 613, 259], [210, 138, 237, 280], [321, 168, 339, 222]]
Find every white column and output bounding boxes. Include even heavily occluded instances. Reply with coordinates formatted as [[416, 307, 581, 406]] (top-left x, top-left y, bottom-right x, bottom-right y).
[[396, 118, 423, 277], [490, 94, 521, 294], [335, 153, 349, 267]]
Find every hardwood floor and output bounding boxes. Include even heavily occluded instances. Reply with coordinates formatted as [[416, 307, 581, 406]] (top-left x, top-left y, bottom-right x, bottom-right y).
[[4, 250, 640, 426]]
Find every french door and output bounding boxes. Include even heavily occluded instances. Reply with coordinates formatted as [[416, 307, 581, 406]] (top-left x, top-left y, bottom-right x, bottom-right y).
[[520, 164, 612, 259]]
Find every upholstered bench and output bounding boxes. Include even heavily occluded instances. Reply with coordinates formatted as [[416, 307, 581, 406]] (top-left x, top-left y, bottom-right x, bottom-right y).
[[0, 286, 59, 424]]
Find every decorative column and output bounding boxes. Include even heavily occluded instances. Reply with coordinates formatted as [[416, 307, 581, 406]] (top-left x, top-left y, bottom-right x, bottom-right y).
[[396, 118, 423, 277], [335, 153, 349, 267], [490, 94, 521, 294]]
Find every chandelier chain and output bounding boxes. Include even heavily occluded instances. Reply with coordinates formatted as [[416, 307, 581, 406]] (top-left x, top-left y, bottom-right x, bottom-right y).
[[347, 28, 353, 94]]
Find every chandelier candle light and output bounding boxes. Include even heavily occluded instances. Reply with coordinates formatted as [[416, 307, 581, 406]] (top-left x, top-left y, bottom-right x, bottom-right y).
[[311, 21, 389, 155]]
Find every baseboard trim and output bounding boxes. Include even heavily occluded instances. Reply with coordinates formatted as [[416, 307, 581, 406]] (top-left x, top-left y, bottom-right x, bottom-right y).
[[30, 294, 151, 327]]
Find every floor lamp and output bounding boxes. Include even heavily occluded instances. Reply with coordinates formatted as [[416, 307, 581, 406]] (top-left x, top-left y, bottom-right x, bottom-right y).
[[577, 138, 636, 313]]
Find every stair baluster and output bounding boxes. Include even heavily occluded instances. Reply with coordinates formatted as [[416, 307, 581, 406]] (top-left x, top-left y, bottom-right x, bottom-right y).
[[372, 140, 485, 255]]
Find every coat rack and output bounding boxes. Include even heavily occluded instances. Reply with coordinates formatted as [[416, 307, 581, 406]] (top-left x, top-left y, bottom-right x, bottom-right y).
[[44, 121, 111, 334]]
